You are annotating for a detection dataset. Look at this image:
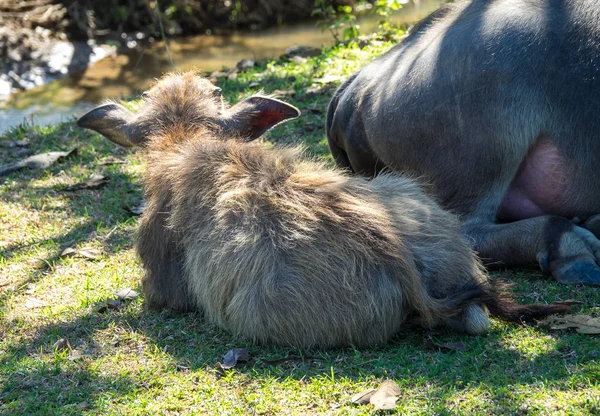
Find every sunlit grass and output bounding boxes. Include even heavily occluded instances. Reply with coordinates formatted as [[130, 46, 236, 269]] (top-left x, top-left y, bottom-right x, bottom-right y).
[[1, 38, 599, 415]]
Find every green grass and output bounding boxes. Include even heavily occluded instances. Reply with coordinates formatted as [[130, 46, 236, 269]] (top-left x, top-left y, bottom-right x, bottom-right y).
[[1, 38, 599, 415]]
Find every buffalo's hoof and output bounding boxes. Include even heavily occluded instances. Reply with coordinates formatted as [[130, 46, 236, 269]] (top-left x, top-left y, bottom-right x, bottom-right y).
[[555, 262, 600, 286]]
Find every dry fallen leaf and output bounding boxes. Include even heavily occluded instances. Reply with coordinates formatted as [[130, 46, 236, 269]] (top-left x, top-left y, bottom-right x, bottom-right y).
[[0, 148, 77, 177], [78, 248, 103, 260], [52, 338, 72, 352], [218, 348, 250, 370], [122, 200, 145, 216], [352, 380, 401, 410], [61, 247, 77, 257], [537, 314, 600, 334], [351, 388, 376, 405], [97, 289, 137, 313], [63, 174, 109, 191], [97, 299, 123, 313], [61, 247, 103, 260], [370, 380, 401, 411], [115, 288, 139, 301]]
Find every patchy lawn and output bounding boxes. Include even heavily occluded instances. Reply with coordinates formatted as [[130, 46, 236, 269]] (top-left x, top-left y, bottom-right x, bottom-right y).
[[1, 37, 599, 415]]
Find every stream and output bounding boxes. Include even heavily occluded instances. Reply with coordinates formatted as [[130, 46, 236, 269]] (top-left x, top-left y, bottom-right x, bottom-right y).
[[0, 0, 444, 133]]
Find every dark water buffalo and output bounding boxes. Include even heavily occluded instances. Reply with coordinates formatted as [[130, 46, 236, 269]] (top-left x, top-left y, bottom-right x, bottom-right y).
[[326, 0, 600, 285]]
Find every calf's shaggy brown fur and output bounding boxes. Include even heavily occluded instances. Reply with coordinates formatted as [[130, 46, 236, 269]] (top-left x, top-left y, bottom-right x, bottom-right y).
[[77, 72, 568, 348]]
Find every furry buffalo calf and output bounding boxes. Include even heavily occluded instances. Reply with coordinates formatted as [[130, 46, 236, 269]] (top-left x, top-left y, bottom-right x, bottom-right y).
[[77, 73, 566, 348], [327, 0, 600, 286]]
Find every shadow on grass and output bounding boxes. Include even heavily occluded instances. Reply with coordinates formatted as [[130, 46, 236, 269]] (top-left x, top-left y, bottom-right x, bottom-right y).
[[2, 42, 598, 411], [0, 124, 142, 317], [1, 293, 598, 413]]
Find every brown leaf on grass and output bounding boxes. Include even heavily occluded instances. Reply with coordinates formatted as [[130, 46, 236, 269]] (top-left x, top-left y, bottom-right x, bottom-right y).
[[25, 297, 50, 309], [426, 339, 467, 352], [352, 380, 401, 410], [122, 200, 145, 216], [97, 289, 137, 313], [217, 348, 250, 370], [63, 174, 109, 191], [537, 314, 600, 334], [351, 388, 376, 405], [61, 247, 77, 256], [52, 338, 72, 352], [61, 247, 103, 260], [0, 148, 77, 177], [97, 299, 123, 314], [370, 380, 401, 410], [78, 248, 103, 260], [115, 288, 139, 301]]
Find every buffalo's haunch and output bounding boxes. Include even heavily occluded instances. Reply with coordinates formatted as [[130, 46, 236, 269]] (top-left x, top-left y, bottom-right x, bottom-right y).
[[326, 0, 600, 286]]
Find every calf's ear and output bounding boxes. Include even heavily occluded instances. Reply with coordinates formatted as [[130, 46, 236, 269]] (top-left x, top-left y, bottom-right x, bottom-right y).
[[77, 103, 145, 147], [221, 96, 300, 141]]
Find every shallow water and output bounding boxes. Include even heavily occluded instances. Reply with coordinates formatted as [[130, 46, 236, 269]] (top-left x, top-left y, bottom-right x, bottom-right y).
[[0, 0, 444, 133]]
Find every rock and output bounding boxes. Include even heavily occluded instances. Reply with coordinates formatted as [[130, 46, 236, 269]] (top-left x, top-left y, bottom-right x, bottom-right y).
[[0, 75, 13, 98]]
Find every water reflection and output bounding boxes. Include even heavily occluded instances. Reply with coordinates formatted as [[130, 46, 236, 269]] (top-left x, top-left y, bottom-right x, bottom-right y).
[[0, 0, 444, 133]]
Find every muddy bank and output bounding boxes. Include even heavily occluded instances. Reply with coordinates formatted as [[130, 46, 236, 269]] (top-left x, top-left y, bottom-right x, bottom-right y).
[[0, 1, 110, 99], [0, 26, 115, 99], [0, 0, 353, 99]]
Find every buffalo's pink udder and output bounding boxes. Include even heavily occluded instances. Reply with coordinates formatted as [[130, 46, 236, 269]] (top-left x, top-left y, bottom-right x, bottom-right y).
[[498, 140, 571, 221]]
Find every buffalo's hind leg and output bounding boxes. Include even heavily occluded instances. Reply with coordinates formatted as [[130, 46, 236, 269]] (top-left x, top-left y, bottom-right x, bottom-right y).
[[463, 216, 600, 286]]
